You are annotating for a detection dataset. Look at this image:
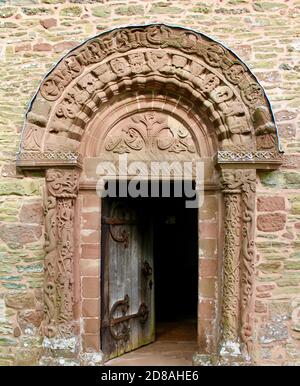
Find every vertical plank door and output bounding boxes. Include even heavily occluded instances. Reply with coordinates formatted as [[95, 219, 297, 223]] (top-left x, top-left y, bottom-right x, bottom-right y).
[[101, 197, 154, 360]]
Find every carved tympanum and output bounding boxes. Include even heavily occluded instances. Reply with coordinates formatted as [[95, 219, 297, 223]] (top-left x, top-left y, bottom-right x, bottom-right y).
[[40, 168, 80, 338], [105, 112, 196, 155]]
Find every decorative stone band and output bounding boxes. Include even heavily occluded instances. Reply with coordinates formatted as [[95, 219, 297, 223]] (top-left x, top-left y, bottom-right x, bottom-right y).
[[217, 150, 283, 165], [220, 169, 256, 359], [16, 151, 83, 169], [16, 150, 282, 170], [40, 168, 80, 339]]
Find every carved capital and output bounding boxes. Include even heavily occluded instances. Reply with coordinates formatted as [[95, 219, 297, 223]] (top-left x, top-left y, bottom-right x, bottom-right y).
[[46, 168, 80, 198]]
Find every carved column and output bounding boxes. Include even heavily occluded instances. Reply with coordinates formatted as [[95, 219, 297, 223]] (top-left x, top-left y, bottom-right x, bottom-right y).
[[220, 169, 256, 359], [40, 168, 80, 339]]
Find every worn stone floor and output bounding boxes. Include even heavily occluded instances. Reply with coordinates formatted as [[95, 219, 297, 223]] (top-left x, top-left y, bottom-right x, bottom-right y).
[[105, 320, 197, 366]]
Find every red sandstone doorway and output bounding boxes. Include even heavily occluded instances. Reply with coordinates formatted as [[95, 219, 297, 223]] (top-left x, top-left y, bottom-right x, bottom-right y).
[[100, 181, 198, 364]]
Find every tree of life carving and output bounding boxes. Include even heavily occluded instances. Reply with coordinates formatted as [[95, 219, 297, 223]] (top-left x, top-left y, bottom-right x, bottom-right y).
[[104, 112, 196, 155]]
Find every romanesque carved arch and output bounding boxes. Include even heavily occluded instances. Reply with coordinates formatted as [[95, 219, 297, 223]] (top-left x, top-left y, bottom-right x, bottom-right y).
[[18, 24, 281, 165], [17, 24, 283, 365]]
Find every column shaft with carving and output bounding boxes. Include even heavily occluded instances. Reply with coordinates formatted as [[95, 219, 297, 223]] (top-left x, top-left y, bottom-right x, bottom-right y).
[[240, 170, 256, 354], [40, 168, 80, 338], [221, 169, 256, 356], [221, 176, 242, 342]]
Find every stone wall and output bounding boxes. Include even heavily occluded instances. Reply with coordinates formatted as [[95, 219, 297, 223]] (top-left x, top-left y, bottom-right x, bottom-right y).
[[0, 0, 299, 365]]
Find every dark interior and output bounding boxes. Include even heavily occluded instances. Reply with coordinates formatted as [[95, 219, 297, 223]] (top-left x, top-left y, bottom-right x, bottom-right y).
[[104, 180, 198, 340], [152, 195, 198, 324]]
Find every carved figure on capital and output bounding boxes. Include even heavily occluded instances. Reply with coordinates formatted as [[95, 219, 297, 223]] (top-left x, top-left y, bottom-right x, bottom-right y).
[[46, 169, 79, 198]]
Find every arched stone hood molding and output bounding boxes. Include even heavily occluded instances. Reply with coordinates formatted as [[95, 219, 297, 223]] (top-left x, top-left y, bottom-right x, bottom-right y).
[[17, 23, 283, 170]]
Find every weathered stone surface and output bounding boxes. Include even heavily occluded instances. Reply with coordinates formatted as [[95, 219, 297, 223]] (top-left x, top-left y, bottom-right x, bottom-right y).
[[257, 196, 285, 212], [0, 224, 42, 245], [60, 6, 82, 17], [259, 317, 289, 344], [285, 261, 300, 270], [275, 110, 297, 121], [20, 201, 44, 224], [258, 262, 282, 274], [5, 292, 35, 310], [259, 171, 300, 189], [191, 3, 212, 14], [40, 18, 57, 29], [33, 43, 52, 51], [255, 300, 267, 313], [17, 310, 43, 332], [253, 2, 288, 12], [53, 41, 78, 53], [0, 180, 40, 196], [277, 122, 296, 138], [15, 347, 41, 366], [257, 213, 286, 232], [22, 7, 51, 16], [0, 7, 15, 18], [150, 3, 181, 14], [115, 5, 144, 16], [91, 5, 110, 18]]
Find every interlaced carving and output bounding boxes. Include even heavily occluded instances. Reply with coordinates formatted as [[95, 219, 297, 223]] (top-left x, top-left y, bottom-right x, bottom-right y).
[[19, 24, 280, 158], [105, 111, 196, 154], [240, 171, 256, 353], [222, 193, 241, 341], [217, 150, 283, 163], [40, 168, 80, 338], [221, 169, 256, 354]]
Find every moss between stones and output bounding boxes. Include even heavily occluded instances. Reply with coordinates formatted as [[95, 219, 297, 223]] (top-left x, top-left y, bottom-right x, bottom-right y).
[[21, 7, 52, 16], [291, 202, 300, 215], [60, 6, 82, 17], [277, 278, 300, 287], [0, 7, 15, 18], [41, 0, 65, 3], [0, 180, 40, 196], [91, 6, 110, 18], [258, 261, 282, 273], [150, 3, 182, 14], [259, 171, 300, 189], [115, 5, 144, 16], [191, 3, 212, 14], [0, 337, 17, 346], [285, 260, 300, 270], [253, 2, 288, 12]]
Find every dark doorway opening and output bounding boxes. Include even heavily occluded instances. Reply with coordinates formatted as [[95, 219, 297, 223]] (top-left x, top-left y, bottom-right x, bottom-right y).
[[101, 180, 198, 359], [152, 195, 198, 342]]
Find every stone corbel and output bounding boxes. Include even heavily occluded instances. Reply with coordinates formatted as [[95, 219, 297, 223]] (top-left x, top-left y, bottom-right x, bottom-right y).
[[40, 168, 80, 339]]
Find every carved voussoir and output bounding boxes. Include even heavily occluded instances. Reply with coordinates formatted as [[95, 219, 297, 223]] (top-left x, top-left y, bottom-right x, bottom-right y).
[[23, 24, 279, 159]]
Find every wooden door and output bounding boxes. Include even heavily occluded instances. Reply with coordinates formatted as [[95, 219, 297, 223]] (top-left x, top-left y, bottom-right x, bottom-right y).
[[101, 198, 154, 360]]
